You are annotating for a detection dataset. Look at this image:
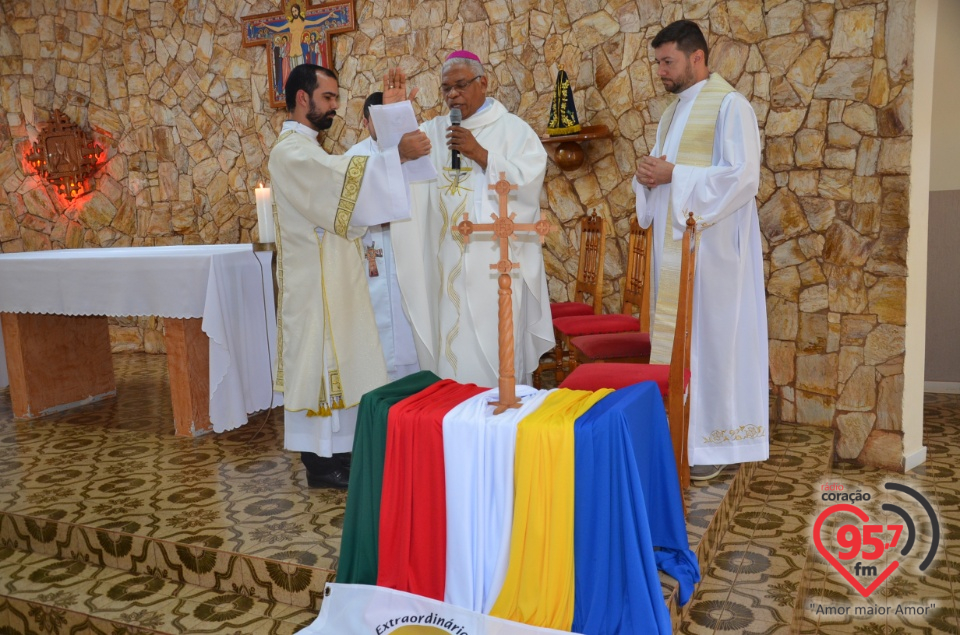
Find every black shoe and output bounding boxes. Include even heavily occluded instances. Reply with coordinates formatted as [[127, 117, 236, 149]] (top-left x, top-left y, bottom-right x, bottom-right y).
[[333, 452, 352, 470], [306, 467, 350, 489]]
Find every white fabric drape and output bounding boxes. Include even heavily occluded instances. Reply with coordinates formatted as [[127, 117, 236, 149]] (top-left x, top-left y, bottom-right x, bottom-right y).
[[442, 385, 553, 613]]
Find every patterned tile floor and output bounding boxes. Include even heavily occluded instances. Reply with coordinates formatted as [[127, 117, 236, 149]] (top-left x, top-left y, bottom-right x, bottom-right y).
[[679, 392, 960, 635], [0, 354, 333, 633], [1, 353, 958, 634]]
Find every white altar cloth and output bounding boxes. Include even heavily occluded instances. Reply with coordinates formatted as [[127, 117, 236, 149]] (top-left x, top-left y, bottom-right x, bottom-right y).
[[0, 244, 281, 432]]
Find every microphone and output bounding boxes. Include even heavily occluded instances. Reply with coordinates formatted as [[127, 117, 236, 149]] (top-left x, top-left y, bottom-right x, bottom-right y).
[[449, 107, 462, 170]]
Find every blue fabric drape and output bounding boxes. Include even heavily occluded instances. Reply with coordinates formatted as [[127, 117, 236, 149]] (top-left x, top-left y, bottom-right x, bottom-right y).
[[573, 381, 699, 635]]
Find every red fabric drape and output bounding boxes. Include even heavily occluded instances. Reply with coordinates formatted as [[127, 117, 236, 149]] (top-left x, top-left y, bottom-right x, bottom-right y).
[[377, 379, 487, 600]]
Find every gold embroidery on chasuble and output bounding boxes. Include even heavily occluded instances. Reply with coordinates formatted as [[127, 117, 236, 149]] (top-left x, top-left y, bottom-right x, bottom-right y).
[[437, 188, 469, 374], [310, 236, 336, 417], [334, 155, 367, 238], [703, 424, 767, 445], [441, 165, 473, 197], [270, 129, 298, 392]]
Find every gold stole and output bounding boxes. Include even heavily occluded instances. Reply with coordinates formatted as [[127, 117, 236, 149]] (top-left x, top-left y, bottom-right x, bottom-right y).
[[649, 73, 734, 364], [272, 129, 371, 414]]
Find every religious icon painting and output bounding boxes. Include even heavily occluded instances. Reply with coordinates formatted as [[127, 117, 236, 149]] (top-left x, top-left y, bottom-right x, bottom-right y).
[[241, 0, 356, 108]]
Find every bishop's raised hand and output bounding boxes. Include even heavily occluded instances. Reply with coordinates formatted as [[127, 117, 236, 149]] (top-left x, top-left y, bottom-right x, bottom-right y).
[[383, 68, 419, 105]]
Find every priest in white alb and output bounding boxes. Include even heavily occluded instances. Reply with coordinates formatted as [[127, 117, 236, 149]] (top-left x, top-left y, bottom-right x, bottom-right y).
[[633, 21, 769, 480], [268, 64, 430, 488], [346, 90, 421, 382], [392, 50, 553, 388]]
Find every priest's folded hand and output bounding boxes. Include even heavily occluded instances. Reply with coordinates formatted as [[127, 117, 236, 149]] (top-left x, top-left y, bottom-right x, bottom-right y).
[[398, 130, 431, 163], [636, 154, 674, 187]]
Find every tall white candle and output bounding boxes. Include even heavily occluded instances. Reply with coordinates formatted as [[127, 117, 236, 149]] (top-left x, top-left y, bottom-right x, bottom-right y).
[[255, 183, 275, 243]]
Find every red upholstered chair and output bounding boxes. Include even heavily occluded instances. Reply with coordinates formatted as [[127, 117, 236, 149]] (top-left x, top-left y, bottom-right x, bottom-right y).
[[551, 217, 652, 382], [571, 331, 652, 366], [560, 213, 698, 493], [533, 212, 606, 387]]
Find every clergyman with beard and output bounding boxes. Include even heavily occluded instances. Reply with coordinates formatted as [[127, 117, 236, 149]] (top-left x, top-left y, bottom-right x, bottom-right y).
[[267, 64, 430, 489], [632, 20, 769, 482]]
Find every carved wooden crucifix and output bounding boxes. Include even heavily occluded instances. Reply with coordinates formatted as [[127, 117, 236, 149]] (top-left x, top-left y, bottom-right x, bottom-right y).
[[364, 241, 382, 277], [241, 0, 356, 108], [455, 173, 553, 414]]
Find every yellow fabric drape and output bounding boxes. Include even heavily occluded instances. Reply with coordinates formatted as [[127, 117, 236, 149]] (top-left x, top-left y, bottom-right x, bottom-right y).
[[490, 388, 613, 629]]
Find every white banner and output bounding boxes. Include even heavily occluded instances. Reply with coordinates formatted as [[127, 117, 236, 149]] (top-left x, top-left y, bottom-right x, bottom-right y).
[[299, 583, 580, 635]]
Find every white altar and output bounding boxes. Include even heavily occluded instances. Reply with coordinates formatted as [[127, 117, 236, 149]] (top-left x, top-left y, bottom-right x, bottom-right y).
[[0, 244, 281, 434]]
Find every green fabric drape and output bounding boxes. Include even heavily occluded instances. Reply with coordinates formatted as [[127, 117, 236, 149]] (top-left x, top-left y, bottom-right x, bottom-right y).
[[336, 371, 441, 584]]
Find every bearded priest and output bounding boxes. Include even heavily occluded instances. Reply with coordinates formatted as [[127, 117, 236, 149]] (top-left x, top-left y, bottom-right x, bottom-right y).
[[268, 64, 431, 489], [392, 50, 553, 388]]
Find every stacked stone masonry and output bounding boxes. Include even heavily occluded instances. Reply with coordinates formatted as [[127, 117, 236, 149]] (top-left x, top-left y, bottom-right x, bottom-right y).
[[0, 0, 914, 470]]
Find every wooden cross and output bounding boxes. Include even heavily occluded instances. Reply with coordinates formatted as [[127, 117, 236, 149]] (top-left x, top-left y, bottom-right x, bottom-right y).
[[241, 0, 357, 109], [455, 173, 553, 414], [364, 241, 382, 277]]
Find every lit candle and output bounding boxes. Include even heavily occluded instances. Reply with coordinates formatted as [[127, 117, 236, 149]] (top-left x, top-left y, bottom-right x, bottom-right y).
[[255, 183, 275, 243]]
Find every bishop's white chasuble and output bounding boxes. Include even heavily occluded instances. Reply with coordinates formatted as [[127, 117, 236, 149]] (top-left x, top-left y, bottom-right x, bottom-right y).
[[268, 121, 410, 456], [393, 99, 554, 388], [634, 74, 769, 466]]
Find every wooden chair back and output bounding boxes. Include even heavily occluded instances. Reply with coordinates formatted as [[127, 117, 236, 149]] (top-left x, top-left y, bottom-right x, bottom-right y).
[[669, 213, 698, 491], [572, 213, 606, 314], [621, 217, 653, 331]]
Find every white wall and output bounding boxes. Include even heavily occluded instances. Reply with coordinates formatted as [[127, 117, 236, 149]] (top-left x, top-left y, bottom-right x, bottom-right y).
[[904, 0, 938, 470], [930, 0, 960, 191], [924, 0, 960, 388]]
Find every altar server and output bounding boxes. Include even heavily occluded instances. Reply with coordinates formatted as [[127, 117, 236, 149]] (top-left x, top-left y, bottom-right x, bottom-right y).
[[346, 91, 420, 382]]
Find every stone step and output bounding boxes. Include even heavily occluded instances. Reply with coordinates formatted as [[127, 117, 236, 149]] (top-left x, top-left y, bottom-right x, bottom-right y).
[[0, 542, 318, 634], [0, 509, 331, 613], [663, 461, 757, 630]]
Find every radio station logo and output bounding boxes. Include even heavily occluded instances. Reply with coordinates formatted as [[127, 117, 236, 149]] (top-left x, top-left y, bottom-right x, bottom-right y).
[[814, 482, 940, 598]]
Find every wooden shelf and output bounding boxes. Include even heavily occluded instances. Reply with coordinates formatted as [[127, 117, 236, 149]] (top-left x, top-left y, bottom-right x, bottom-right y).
[[540, 124, 612, 171]]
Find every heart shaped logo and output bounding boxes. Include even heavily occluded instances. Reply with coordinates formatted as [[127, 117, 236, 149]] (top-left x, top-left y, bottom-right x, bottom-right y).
[[813, 503, 900, 598]]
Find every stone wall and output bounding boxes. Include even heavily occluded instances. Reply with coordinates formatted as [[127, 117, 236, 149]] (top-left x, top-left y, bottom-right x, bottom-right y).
[[0, 0, 914, 469]]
